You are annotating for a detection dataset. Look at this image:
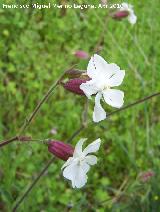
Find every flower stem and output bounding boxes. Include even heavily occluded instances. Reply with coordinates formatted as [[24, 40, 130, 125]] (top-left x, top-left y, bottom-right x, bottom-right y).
[[18, 71, 66, 135], [94, 15, 110, 53], [82, 98, 89, 127], [107, 92, 160, 118], [1, 92, 160, 148], [0, 136, 18, 148], [0, 136, 32, 148], [12, 157, 55, 212], [11, 91, 160, 210], [0, 68, 73, 148], [67, 125, 85, 143]]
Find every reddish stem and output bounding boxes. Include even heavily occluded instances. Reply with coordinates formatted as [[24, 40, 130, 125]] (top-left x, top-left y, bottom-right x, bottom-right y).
[[0, 136, 18, 148], [0, 136, 32, 148]]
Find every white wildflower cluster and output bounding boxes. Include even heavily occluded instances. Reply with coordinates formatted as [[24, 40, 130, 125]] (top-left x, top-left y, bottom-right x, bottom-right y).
[[60, 2, 137, 189], [62, 52, 125, 188]]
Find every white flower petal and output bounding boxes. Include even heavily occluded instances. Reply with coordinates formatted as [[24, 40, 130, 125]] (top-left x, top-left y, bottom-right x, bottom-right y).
[[121, 3, 133, 11], [80, 161, 90, 173], [61, 157, 74, 170], [73, 138, 87, 157], [83, 138, 101, 156], [106, 63, 120, 73], [87, 56, 96, 78], [120, 3, 137, 25], [93, 93, 106, 122], [73, 166, 88, 188], [121, 3, 129, 10], [85, 155, 97, 165], [62, 138, 101, 189], [62, 162, 78, 181], [128, 13, 137, 24], [103, 89, 124, 108], [80, 80, 98, 99], [87, 54, 109, 79], [63, 162, 88, 188], [107, 68, 125, 87]]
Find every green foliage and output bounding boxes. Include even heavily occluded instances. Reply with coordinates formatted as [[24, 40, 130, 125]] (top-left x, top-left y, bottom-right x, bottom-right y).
[[0, 0, 160, 211]]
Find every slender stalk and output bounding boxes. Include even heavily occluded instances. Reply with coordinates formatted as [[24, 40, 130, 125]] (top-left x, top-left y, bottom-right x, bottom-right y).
[[0, 69, 70, 148], [0, 136, 18, 148], [12, 124, 81, 211], [107, 92, 160, 118], [67, 99, 89, 143], [12, 157, 55, 212], [67, 125, 85, 143], [94, 15, 110, 53], [93, 10, 143, 81], [1, 92, 160, 148], [11, 91, 160, 210], [97, 177, 129, 206], [18, 72, 66, 135], [82, 99, 89, 127], [0, 136, 32, 148]]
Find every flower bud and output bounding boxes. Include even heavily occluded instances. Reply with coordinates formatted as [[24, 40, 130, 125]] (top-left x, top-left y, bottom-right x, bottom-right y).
[[112, 11, 129, 20], [63, 78, 87, 95], [65, 69, 85, 79], [139, 170, 155, 183], [48, 140, 74, 161], [74, 50, 89, 59]]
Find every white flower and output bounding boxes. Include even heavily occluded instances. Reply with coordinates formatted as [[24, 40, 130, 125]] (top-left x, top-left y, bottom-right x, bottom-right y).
[[61, 138, 101, 188], [80, 54, 125, 122], [120, 2, 137, 24]]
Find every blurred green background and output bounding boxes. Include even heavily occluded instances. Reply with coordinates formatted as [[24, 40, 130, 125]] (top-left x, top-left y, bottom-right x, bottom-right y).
[[0, 0, 160, 211]]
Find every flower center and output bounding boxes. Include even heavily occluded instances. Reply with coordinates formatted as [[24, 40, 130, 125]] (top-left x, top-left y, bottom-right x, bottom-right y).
[[95, 81, 110, 91], [77, 156, 85, 166], [103, 85, 110, 90]]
